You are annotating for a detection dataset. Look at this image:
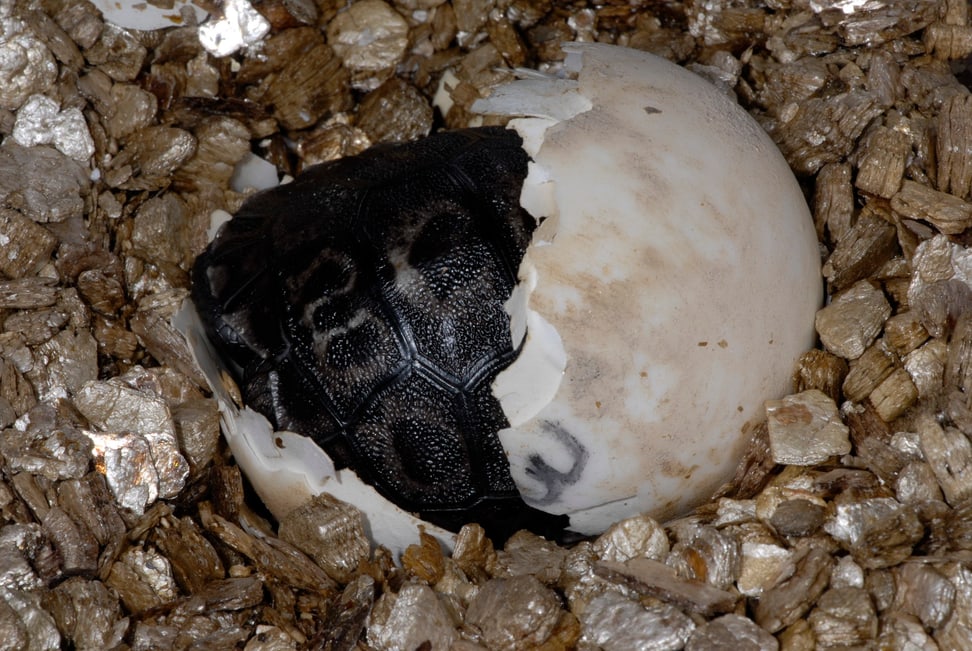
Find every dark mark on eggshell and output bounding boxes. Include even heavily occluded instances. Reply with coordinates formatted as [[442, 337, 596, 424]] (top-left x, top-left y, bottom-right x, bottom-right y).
[[524, 420, 589, 506]]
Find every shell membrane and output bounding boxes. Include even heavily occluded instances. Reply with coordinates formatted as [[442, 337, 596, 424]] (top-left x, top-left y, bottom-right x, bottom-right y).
[[191, 126, 568, 541]]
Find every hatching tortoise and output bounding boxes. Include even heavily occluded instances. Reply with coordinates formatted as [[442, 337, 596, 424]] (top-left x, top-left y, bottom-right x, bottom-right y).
[[191, 126, 569, 541], [192, 44, 824, 549]]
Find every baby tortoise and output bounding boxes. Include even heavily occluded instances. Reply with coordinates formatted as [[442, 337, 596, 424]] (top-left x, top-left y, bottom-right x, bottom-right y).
[[192, 127, 570, 542]]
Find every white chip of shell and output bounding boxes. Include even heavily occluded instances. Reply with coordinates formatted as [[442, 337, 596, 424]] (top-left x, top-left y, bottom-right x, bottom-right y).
[[473, 43, 822, 534], [90, 0, 208, 31], [230, 152, 280, 193]]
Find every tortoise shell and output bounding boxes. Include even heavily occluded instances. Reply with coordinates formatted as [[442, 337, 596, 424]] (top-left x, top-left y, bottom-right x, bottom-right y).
[[192, 127, 569, 541]]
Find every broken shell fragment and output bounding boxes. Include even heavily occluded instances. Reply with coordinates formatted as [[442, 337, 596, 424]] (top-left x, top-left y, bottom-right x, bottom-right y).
[[90, 0, 208, 32], [184, 43, 820, 551]]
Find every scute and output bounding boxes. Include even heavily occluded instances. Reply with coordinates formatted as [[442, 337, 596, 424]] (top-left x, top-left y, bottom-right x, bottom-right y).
[[192, 127, 568, 541]]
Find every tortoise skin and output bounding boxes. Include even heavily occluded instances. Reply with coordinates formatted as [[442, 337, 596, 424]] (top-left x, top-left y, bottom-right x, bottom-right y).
[[192, 127, 569, 541]]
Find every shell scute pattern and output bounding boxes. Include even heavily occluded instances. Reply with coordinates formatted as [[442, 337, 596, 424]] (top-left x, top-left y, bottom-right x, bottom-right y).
[[193, 127, 568, 539]]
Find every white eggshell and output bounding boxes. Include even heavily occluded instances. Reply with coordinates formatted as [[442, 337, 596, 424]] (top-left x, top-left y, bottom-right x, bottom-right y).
[[474, 43, 822, 534], [231, 152, 280, 193], [90, 0, 208, 31]]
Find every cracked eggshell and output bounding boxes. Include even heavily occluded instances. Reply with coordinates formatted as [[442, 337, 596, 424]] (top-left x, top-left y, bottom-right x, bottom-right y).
[[475, 43, 821, 534]]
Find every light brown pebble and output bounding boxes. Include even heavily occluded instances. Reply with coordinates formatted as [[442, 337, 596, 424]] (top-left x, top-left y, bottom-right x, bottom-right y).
[[592, 513, 669, 563], [243, 625, 299, 651], [355, 77, 433, 145], [807, 587, 878, 647], [401, 530, 446, 584], [106, 125, 196, 190], [105, 546, 178, 613], [813, 162, 854, 242], [824, 496, 924, 569], [891, 562, 955, 629], [876, 612, 938, 650], [54, 473, 126, 547], [367, 582, 457, 651], [737, 539, 791, 597], [154, 515, 225, 593], [754, 546, 833, 633], [937, 93, 972, 199], [765, 389, 851, 465], [925, 21, 972, 60], [0, 20, 56, 111], [277, 492, 370, 585], [488, 530, 566, 585], [792, 349, 847, 404], [243, 27, 353, 130], [816, 0, 939, 47], [815, 280, 891, 360], [917, 413, 972, 506], [685, 613, 778, 651], [47, 577, 126, 650], [579, 589, 694, 651], [0, 143, 89, 223], [200, 506, 337, 594], [821, 207, 898, 292], [0, 209, 57, 280], [895, 460, 944, 504], [0, 588, 60, 651], [884, 311, 929, 357], [842, 339, 896, 403], [327, 0, 410, 91], [855, 126, 911, 198], [465, 575, 563, 651], [0, 406, 92, 482], [594, 557, 738, 617], [869, 367, 918, 422], [84, 24, 146, 82], [892, 179, 972, 235]]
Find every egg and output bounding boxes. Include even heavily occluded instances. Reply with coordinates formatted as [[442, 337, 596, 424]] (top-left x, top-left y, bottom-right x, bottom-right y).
[[179, 42, 821, 553]]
